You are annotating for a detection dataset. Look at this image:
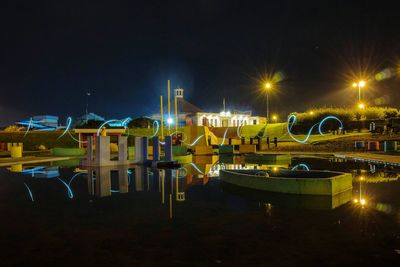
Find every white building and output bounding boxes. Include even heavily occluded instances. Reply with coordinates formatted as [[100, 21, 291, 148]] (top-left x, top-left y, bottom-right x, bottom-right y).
[[152, 88, 266, 127], [194, 111, 266, 127]]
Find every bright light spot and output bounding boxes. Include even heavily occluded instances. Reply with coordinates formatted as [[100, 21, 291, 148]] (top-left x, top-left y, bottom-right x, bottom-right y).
[[360, 199, 366, 205], [265, 83, 271, 89], [353, 199, 359, 203], [167, 118, 173, 125], [309, 111, 314, 115], [226, 111, 231, 116], [352, 82, 358, 88], [359, 176, 364, 181], [358, 103, 365, 109], [272, 167, 278, 171], [272, 115, 277, 121], [359, 81, 366, 87]]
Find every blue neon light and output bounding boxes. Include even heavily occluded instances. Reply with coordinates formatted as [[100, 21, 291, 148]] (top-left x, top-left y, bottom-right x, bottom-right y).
[[58, 178, 74, 199], [23, 183, 34, 202], [291, 163, 310, 171], [287, 114, 344, 144]]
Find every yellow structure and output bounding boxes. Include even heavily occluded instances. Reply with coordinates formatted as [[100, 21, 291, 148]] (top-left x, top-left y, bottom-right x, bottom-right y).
[[10, 164, 23, 172], [193, 146, 214, 155], [239, 144, 257, 154], [100, 127, 107, 136], [160, 95, 164, 139], [183, 126, 218, 146], [10, 144, 23, 158]]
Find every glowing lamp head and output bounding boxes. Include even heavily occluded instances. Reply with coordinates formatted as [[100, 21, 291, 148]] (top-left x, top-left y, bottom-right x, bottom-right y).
[[359, 81, 365, 87], [358, 103, 365, 109], [352, 82, 358, 88], [272, 115, 277, 121], [360, 199, 366, 205], [353, 199, 359, 203], [167, 117, 173, 125], [265, 83, 271, 89], [309, 111, 314, 115]]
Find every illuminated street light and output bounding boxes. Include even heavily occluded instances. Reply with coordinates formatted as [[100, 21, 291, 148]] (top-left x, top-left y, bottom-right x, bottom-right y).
[[358, 103, 365, 109], [272, 115, 277, 122], [265, 83, 272, 122], [167, 117, 173, 125], [352, 80, 366, 102]]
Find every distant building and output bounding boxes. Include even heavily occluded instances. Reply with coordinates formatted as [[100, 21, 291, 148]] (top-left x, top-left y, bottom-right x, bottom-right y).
[[193, 111, 266, 127], [16, 115, 59, 130], [152, 88, 266, 127]]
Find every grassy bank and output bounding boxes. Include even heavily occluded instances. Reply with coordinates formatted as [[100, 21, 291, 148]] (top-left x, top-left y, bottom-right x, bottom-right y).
[[0, 131, 79, 150]]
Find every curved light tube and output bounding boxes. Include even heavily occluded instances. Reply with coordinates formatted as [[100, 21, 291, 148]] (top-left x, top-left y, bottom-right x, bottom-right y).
[[57, 117, 72, 140], [183, 135, 204, 147], [23, 182, 34, 202], [58, 178, 74, 199], [291, 163, 310, 171], [186, 162, 205, 175], [287, 114, 343, 144], [23, 118, 33, 137], [220, 128, 229, 146], [318, 116, 343, 136]]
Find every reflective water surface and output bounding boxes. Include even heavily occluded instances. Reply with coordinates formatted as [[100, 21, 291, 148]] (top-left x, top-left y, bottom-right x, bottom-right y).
[[1, 155, 400, 266]]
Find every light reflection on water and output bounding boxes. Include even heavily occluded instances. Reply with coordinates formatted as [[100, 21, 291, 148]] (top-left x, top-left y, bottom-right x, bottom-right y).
[[2, 154, 400, 217]]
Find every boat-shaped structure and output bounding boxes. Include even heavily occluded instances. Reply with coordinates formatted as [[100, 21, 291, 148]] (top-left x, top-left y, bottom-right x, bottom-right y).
[[220, 169, 352, 195]]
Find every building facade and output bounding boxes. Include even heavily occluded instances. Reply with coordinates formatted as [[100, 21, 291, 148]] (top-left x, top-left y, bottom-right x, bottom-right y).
[[152, 88, 266, 127]]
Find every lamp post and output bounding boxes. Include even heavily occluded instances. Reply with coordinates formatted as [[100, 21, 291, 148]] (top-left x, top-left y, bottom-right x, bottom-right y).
[[352, 81, 365, 102], [265, 83, 271, 122]]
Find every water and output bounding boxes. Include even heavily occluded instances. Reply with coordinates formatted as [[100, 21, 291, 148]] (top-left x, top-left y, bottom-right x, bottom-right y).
[[1, 155, 400, 266]]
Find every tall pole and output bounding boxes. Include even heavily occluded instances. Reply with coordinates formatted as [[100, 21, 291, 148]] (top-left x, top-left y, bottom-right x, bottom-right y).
[[160, 95, 164, 139], [86, 92, 91, 123], [174, 96, 178, 134], [168, 80, 171, 135], [266, 92, 269, 123]]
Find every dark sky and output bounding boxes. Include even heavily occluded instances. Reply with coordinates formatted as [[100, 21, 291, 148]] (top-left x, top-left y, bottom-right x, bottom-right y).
[[1, 0, 400, 125]]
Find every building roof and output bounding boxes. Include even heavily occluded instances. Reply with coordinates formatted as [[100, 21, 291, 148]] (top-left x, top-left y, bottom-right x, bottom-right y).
[[177, 98, 203, 114]]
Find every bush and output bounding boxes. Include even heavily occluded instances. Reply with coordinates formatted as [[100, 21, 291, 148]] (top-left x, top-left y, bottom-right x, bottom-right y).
[[288, 107, 399, 133]]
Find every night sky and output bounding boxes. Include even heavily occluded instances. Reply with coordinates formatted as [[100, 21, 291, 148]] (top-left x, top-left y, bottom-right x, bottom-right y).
[[1, 0, 399, 125]]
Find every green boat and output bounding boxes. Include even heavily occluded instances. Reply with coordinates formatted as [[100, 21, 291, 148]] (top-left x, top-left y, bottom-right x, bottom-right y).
[[220, 169, 352, 196]]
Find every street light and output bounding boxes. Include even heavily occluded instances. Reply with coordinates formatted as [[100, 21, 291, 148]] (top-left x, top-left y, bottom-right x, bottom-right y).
[[352, 81, 365, 102], [265, 83, 272, 122], [272, 115, 277, 122]]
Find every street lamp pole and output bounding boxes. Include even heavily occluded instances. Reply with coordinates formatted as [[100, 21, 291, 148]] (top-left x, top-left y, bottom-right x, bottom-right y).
[[353, 81, 365, 103], [266, 92, 269, 122], [265, 83, 271, 123]]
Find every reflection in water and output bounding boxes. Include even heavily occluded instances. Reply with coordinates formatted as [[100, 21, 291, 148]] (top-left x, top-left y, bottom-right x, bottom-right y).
[[3, 155, 400, 219], [222, 182, 353, 210]]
